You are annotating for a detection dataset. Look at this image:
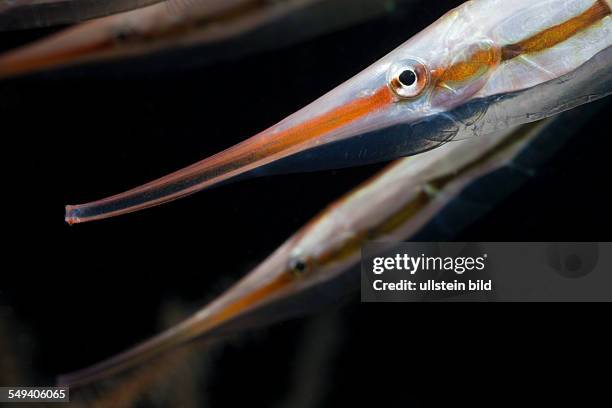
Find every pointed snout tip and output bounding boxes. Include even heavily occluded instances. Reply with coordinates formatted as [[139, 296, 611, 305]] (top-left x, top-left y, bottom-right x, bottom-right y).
[[56, 370, 89, 389], [55, 374, 70, 387], [65, 205, 82, 225]]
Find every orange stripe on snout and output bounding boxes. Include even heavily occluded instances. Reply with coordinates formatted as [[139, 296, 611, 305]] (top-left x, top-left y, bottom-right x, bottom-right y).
[[502, 1, 611, 60], [0, 38, 112, 78], [257, 85, 394, 156], [202, 273, 295, 331], [194, 85, 395, 178], [64, 83, 394, 223]]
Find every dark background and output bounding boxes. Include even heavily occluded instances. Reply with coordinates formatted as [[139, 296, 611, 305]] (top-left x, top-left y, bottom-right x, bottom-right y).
[[0, 0, 610, 406]]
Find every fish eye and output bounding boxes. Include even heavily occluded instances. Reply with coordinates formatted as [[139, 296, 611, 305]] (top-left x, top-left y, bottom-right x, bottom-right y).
[[388, 59, 430, 99], [112, 26, 139, 43], [289, 257, 310, 276], [113, 29, 130, 42], [399, 69, 417, 86]]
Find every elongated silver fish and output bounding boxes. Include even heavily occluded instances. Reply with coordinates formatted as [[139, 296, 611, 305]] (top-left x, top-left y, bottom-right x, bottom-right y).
[[62, 0, 611, 224], [0, 0, 393, 77], [59, 97, 608, 388]]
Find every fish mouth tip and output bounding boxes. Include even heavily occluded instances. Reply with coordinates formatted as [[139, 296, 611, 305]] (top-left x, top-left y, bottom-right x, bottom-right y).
[[56, 372, 84, 388], [55, 374, 69, 386], [65, 205, 81, 225]]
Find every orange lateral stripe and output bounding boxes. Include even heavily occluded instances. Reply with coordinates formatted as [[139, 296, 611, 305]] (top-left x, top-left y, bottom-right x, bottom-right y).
[[258, 85, 394, 156], [203, 273, 295, 330], [502, 1, 611, 61], [437, 46, 500, 84], [64, 84, 394, 223], [0, 37, 112, 78], [164, 85, 394, 182]]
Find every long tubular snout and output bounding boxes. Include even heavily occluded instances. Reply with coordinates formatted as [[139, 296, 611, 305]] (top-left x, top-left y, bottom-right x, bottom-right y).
[[0, 0, 262, 79], [0, 0, 388, 80], [65, 85, 396, 223], [57, 239, 308, 387]]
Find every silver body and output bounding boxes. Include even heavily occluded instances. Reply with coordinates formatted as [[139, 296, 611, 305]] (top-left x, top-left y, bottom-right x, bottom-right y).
[[0, 0, 393, 77], [58, 0, 611, 223]]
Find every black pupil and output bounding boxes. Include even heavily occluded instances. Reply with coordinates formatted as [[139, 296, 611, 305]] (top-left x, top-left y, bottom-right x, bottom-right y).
[[399, 69, 417, 86], [292, 259, 307, 273]]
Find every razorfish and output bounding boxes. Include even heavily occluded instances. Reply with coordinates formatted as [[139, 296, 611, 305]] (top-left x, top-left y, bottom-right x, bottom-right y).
[[0, 0, 394, 76], [59, 0, 611, 224]]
